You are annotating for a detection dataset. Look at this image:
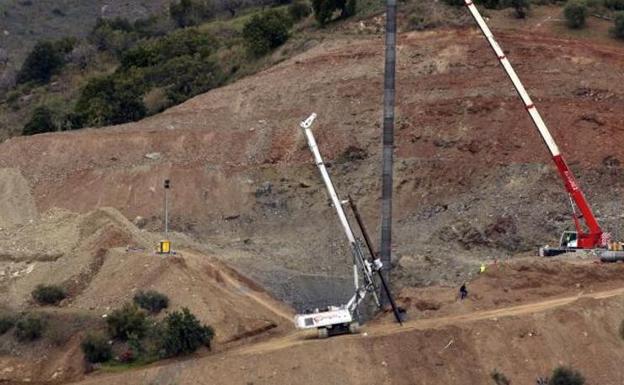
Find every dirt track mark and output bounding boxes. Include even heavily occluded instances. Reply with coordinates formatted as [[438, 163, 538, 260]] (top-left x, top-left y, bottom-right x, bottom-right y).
[[236, 286, 624, 355], [183, 250, 294, 322]]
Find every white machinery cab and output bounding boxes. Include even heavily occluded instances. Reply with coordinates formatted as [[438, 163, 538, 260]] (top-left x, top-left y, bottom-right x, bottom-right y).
[[294, 306, 353, 330], [560, 231, 578, 248]]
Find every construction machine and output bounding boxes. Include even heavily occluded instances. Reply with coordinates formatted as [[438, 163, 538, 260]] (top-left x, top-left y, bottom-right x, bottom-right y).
[[293, 113, 402, 338], [462, 0, 624, 262]]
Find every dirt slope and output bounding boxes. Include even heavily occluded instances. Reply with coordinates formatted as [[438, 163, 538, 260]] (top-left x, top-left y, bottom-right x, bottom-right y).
[[71, 261, 624, 385], [0, 207, 293, 384], [1, 10, 624, 308]]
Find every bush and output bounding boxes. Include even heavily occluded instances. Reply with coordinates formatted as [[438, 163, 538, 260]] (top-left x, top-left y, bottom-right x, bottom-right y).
[[74, 74, 146, 128], [160, 308, 214, 357], [289, 0, 312, 20], [106, 303, 148, 341], [81, 334, 112, 363], [614, 11, 624, 38], [443, 0, 465, 6], [169, 0, 213, 28], [0, 314, 15, 335], [508, 0, 530, 18], [22, 106, 57, 136], [564, 0, 588, 29], [311, 0, 356, 26], [15, 314, 46, 342], [549, 366, 585, 385], [491, 369, 511, 385], [605, 0, 624, 10], [133, 290, 169, 314], [243, 10, 291, 56], [31, 284, 67, 305], [17, 41, 64, 85]]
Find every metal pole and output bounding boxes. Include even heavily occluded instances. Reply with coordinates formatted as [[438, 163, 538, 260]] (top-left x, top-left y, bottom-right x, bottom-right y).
[[380, 0, 397, 305], [164, 179, 170, 235]]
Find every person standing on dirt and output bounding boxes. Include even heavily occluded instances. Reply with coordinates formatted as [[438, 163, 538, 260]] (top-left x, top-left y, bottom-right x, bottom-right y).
[[459, 283, 468, 300]]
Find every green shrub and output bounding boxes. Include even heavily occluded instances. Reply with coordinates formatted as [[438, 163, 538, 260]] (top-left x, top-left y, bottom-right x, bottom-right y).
[[564, 0, 588, 29], [0, 314, 15, 335], [17, 41, 64, 85], [443, 0, 465, 6], [614, 11, 624, 38], [160, 308, 214, 357], [81, 334, 112, 363], [121, 29, 218, 69], [22, 106, 57, 136], [311, 0, 356, 26], [549, 366, 585, 385], [605, 0, 624, 10], [243, 10, 291, 56], [15, 314, 46, 342], [169, 0, 213, 28], [32, 284, 67, 305], [74, 74, 146, 128], [491, 369, 511, 385], [106, 303, 148, 341], [289, 0, 312, 20], [133, 290, 169, 314], [508, 0, 530, 18]]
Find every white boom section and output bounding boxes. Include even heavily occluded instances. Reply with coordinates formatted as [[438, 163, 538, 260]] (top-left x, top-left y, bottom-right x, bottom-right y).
[[299, 113, 381, 312], [300, 113, 358, 244], [464, 0, 560, 157], [299, 113, 361, 295]]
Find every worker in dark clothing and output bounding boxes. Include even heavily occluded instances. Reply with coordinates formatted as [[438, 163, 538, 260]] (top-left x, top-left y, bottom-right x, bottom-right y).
[[459, 283, 468, 300]]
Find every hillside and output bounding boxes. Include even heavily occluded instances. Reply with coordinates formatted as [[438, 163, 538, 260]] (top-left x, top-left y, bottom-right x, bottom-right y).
[[0, 0, 169, 69], [0, 2, 624, 384]]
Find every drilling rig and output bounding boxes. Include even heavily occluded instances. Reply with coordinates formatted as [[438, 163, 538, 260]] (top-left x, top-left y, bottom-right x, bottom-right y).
[[462, 1, 624, 262], [293, 113, 402, 338]]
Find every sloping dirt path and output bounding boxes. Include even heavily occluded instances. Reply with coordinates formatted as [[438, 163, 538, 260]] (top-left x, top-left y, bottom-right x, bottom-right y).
[[236, 286, 624, 355], [182, 249, 295, 322]]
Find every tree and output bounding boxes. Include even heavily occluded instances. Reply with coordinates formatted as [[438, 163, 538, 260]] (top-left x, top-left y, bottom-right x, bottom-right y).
[[23, 106, 57, 136], [242, 10, 291, 56], [160, 308, 214, 357], [549, 366, 585, 385], [169, 0, 213, 28], [17, 41, 64, 84], [564, 0, 588, 29], [614, 11, 624, 38], [311, 0, 356, 26]]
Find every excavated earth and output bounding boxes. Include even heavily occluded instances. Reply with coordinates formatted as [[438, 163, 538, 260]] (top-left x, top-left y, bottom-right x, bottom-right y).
[[0, 5, 624, 384], [1, 10, 624, 307]]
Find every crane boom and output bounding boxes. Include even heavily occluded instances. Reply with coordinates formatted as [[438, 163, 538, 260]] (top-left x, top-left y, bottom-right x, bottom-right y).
[[299, 113, 380, 310], [463, 0, 605, 249]]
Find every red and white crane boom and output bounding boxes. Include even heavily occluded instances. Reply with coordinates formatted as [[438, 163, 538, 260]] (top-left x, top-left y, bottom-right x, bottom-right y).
[[463, 0, 607, 249]]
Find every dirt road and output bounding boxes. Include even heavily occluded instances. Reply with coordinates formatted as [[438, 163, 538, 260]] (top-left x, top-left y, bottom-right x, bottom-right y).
[[236, 286, 624, 355], [74, 284, 624, 385]]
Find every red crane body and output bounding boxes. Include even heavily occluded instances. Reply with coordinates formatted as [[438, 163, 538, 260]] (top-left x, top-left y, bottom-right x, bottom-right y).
[[463, 0, 607, 249]]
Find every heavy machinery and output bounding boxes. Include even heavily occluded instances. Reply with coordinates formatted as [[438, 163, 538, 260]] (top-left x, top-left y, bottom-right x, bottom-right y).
[[293, 113, 402, 338], [462, 0, 624, 261]]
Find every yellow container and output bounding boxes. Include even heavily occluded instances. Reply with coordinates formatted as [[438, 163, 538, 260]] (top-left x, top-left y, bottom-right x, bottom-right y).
[[159, 240, 171, 254]]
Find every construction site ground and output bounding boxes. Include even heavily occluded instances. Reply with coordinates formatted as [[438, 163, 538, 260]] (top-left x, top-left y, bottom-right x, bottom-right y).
[[1, 3, 624, 384]]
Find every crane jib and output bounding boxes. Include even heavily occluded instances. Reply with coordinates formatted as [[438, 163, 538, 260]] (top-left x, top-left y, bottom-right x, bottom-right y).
[[463, 0, 605, 248]]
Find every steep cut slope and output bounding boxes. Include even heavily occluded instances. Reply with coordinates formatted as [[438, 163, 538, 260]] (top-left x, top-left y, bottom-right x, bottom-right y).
[[0, 14, 624, 309]]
